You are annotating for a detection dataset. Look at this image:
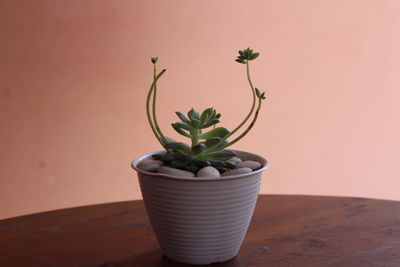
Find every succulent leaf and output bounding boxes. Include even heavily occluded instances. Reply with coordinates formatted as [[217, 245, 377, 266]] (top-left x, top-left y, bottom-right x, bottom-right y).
[[151, 57, 158, 64], [164, 137, 176, 144], [163, 152, 184, 161], [200, 118, 220, 129], [183, 165, 199, 173], [152, 152, 181, 162], [211, 140, 229, 151], [192, 143, 206, 154], [250, 53, 259, 60], [191, 119, 201, 128], [208, 160, 236, 169], [205, 150, 236, 161], [201, 114, 210, 124], [170, 159, 191, 168], [193, 159, 210, 168], [223, 161, 237, 169], [175, 112, 190, 123], [200, 127, 230, 139], [173, 122, 192, 131], [188, 108, 200, 120], [208, 160, 226, 167], [255, 88, 261, 98], [204, 137, 222, 148], [200, 108, 214, 122], [165, 142, 192, 153], [216, 167, 229, 173], [235, 58, 246, 64], [171, 123, 191, 138]]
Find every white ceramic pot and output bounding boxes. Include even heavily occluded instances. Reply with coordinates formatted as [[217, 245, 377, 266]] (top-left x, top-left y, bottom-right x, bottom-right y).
[[131, 150, 268, 265]]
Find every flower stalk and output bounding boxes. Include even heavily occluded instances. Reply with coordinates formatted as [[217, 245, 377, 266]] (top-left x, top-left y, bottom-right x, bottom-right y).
[[151, 58, 167, 145], [146, 67, 167, 148]]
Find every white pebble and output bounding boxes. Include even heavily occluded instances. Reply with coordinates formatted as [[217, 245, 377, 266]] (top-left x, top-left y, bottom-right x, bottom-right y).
[[137, 158, 163, 172], [157, 166, 195, 177], [236, 160, 261, 170], [197, 166, 220, 178], [226, 156, 242, 165], [221, 167, 253, 176]]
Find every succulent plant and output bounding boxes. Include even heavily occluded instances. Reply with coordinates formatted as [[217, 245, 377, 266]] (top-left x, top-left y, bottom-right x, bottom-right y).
[[145, 48, 266, 174]]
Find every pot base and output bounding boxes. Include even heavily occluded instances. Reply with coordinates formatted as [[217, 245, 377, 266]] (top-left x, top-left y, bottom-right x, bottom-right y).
[[163, 253, 237, 265]]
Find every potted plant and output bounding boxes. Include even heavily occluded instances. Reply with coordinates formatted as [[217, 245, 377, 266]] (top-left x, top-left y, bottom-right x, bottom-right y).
[[131, 48, 268, 265]]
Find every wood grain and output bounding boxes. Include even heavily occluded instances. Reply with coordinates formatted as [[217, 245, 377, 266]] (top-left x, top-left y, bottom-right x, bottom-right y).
[[1, 195, 400, 266]]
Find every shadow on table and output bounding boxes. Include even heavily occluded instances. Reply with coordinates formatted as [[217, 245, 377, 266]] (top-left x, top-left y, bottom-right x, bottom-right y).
[[105, 250, 245, 267]]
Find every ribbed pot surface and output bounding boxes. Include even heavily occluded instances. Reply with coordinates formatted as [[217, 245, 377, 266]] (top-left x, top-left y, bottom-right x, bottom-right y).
[[132, 150, 268, 265]]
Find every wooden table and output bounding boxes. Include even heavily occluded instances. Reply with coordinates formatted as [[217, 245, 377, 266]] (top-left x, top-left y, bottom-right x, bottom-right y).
[[1, 195, 400, 266]]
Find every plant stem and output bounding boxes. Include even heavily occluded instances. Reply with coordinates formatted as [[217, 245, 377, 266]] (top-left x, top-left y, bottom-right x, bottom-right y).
[[191, 128, 200, 147], [152, 64, 167, 144], [216, 97, 263, 151], [223, 62, 256, 140], [146, 69, 166, 148], [202, 61, 257, 154]]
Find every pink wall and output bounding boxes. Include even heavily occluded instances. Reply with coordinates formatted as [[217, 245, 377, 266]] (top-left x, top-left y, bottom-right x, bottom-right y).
[[1, 0, 400, 219]]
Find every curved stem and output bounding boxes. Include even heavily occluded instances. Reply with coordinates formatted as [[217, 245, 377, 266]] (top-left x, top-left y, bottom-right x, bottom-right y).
[[152, 64, 167, 144], [201, 61, 257, 154], [216, 97, 262, 151], [223, 62, 256, 141], [146, 69, 166, 148]]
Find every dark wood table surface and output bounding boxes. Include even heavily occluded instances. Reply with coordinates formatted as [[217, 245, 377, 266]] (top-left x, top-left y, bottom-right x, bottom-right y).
[[1, 195, 400, 266]]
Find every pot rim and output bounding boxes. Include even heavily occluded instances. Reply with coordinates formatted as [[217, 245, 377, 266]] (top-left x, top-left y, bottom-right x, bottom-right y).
[[131, 149, 268, 181]]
